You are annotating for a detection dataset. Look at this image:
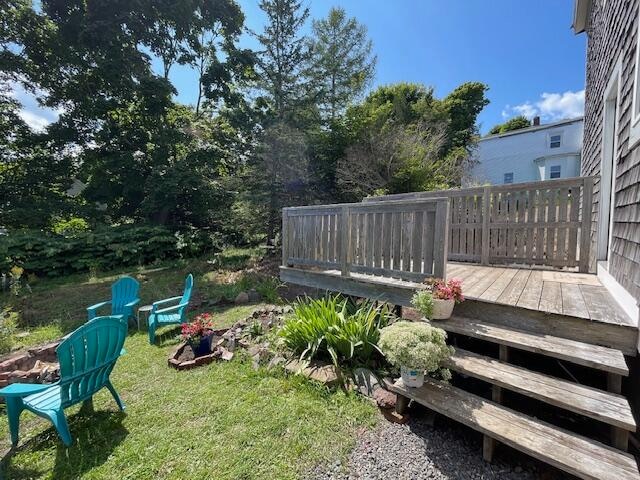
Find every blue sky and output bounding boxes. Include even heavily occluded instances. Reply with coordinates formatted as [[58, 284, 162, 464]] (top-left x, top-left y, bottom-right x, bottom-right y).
[[14, 0, 586, 134]]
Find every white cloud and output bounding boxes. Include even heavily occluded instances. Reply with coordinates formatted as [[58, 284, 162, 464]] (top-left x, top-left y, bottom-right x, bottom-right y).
[[7, 81, 61, 132], [503, 89, 585, 122]]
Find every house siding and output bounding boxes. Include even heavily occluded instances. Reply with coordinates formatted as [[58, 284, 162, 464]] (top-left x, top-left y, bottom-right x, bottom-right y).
[[582, 0, 640, 301], [468, 120, 583, 186]]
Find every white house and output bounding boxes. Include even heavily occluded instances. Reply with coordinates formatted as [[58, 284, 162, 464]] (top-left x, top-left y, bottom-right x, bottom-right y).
[[466, 117, 584, 186]]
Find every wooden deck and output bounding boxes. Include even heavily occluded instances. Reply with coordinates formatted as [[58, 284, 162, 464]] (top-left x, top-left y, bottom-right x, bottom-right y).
[[446, 263, 635, 327]]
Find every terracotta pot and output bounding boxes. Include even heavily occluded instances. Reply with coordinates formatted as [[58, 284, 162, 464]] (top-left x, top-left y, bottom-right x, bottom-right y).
[[400, 366, 424, 388], [431, 299, 455, 320]]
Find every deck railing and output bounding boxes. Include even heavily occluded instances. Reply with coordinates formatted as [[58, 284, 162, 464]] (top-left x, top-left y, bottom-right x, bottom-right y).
[[282, 198, 450, 282], [363, 177, 594, 272]]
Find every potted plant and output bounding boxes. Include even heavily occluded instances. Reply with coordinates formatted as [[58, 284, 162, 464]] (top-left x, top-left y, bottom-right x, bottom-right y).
[[411, 289, 434, 321], [422, 278, 464, 320], [181, 313, 215, 357], [378, 321, 453, 388]]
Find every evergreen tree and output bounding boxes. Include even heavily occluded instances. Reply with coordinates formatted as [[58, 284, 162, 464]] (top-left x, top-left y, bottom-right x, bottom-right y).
[[254, 0, 310, 121], [306, 7, 376, 122]]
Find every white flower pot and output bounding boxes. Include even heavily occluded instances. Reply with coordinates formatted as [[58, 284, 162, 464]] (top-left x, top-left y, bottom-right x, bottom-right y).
[[401, 366, 424, 388], [431, 299, 455, 320]]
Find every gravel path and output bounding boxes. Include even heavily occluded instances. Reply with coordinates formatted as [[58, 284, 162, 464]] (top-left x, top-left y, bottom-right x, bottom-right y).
[[310, 412, 571, 480]]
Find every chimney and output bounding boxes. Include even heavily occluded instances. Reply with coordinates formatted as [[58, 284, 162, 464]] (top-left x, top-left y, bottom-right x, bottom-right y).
[[532, 116, 541, 126]]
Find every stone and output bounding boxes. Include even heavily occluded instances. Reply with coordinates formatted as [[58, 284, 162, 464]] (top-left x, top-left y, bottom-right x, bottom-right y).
[[234, 292, 249, 304], [267, 355, 286, 369], [220, 348, 234, 361], [373, 388, 397, 410], [248, 288, 262, 302], [284, 359, 341, 386], [380, 408, 410, 424]]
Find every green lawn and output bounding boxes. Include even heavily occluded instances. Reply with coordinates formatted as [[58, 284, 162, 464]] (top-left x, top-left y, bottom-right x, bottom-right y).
[[0, 250, 378, 479]]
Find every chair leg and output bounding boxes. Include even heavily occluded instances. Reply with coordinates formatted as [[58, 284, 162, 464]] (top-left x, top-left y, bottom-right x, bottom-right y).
[[148, 317, 156, 344], [106, 380, 125, 412], [5, 397, 24, 447], [49, 410, 72, 447]]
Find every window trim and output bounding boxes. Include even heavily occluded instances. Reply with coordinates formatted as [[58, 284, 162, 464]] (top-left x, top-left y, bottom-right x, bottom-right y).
[[503, 172, 514, 184], [549, 165, 562, 179], [548, 132, 563, 149], [630, 9, 640, 148]]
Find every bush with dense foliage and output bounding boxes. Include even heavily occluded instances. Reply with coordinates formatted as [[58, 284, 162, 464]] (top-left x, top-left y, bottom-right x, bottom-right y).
[[0, 225, 222, 277], [379, 321, 453, 376], [279, 295, 393, 368]]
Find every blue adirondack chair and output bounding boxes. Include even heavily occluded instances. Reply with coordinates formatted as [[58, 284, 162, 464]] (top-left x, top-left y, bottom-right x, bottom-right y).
[[148, 274, 193, 344], [0, 316, 128, 447], [87, 276, 140, 322]]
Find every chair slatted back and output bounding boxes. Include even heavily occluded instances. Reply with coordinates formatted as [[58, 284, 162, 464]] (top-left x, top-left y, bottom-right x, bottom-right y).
[[56, 316, 127, 407], [111, 276, 139, 316], [179, 274, 193, 308]]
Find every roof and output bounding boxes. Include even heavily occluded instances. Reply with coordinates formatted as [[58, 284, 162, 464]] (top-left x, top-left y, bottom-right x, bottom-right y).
[[572, 0, 591, 33], [480, 117, 584, 142]]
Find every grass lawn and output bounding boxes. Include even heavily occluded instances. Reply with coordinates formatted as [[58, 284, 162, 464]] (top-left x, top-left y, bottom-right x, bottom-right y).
[[0, 249, 378, 479]]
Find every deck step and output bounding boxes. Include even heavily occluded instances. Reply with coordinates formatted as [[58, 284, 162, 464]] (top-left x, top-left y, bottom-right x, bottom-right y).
[[437, 316, 629, 376], [388, 378, 640, 480], [446, 348, 636, 431]]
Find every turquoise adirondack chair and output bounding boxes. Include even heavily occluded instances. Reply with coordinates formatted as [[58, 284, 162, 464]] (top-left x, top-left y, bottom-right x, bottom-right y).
[[0, 316, 128, 447], [148, 274, 193, 344], [87, 276, 140, 322]]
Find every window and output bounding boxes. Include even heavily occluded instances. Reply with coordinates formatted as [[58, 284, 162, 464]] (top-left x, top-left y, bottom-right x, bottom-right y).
[[549, 134, 562, 148], [549, 165, 561, 179], [503, 172, 514, 184]]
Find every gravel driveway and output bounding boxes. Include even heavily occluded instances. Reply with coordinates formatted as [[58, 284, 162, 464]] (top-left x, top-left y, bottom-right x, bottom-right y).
[[310, 411, 572, 480]]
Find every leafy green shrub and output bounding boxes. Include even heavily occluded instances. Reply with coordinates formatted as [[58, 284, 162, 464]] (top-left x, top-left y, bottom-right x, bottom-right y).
[[0, 225, 222, 277], [255, 277, 284, 303], [411, 290, 434, 319], [0, 309, 17, 355], [379, 321, 453, 377], [279, 296, 393, 368], [51, 217, 90, 237]]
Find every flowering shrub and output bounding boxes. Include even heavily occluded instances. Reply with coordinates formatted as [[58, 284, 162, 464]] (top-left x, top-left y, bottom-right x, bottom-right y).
[[379, 321, 453, 377], [426, 278, 464, 303], [181, 313, 214, 345]]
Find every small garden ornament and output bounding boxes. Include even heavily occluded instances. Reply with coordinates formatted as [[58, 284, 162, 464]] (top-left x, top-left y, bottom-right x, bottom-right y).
[[379, 321, 453, 388]]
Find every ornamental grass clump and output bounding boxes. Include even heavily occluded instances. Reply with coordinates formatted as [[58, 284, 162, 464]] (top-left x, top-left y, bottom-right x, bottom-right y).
[[378, 321, 453, 381], [278, 295, 393, 368]]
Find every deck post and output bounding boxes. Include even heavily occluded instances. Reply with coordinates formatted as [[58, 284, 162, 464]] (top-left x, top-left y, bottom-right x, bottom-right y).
[[339, 205, 351, 277], [481, 187, 491, 265], [282, 208, 291, 267], [579, 177, 594, 273], [433, 199, 450, 279]]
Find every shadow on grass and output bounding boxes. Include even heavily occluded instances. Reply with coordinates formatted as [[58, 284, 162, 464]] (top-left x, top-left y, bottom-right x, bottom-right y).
[[1, 408, 127, 480]]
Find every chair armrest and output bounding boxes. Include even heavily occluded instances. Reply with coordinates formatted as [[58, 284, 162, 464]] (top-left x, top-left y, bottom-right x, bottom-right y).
[[0, 382, 55, 398], [151, 296, 182, 312], [124, 298, 140, 308], [155, 303, 188, 315], [87, 300, 111, 312]]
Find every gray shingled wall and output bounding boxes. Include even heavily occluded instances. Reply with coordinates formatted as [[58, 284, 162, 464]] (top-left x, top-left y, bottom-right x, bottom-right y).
[[583, 0, 640, 301]]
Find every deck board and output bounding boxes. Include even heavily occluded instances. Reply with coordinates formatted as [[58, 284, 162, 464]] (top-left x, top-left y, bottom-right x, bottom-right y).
[[280, 263, 637, 330]]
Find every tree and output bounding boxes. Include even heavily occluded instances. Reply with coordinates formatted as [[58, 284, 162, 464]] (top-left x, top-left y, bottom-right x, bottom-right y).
[[489, 115, 531, 135], [2, 0, 251, 228], [253, 0, 310, 121], [336, 82, 489, 199], [337, 120, 447, 200], [250, 121, 310, 242], [306, 7, 376, 122]]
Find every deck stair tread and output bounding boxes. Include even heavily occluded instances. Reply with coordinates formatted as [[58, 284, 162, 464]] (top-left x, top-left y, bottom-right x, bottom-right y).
[[388, 378, 640, 480], [437, 316, 629, 376], [446, 348, 636, 430]]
